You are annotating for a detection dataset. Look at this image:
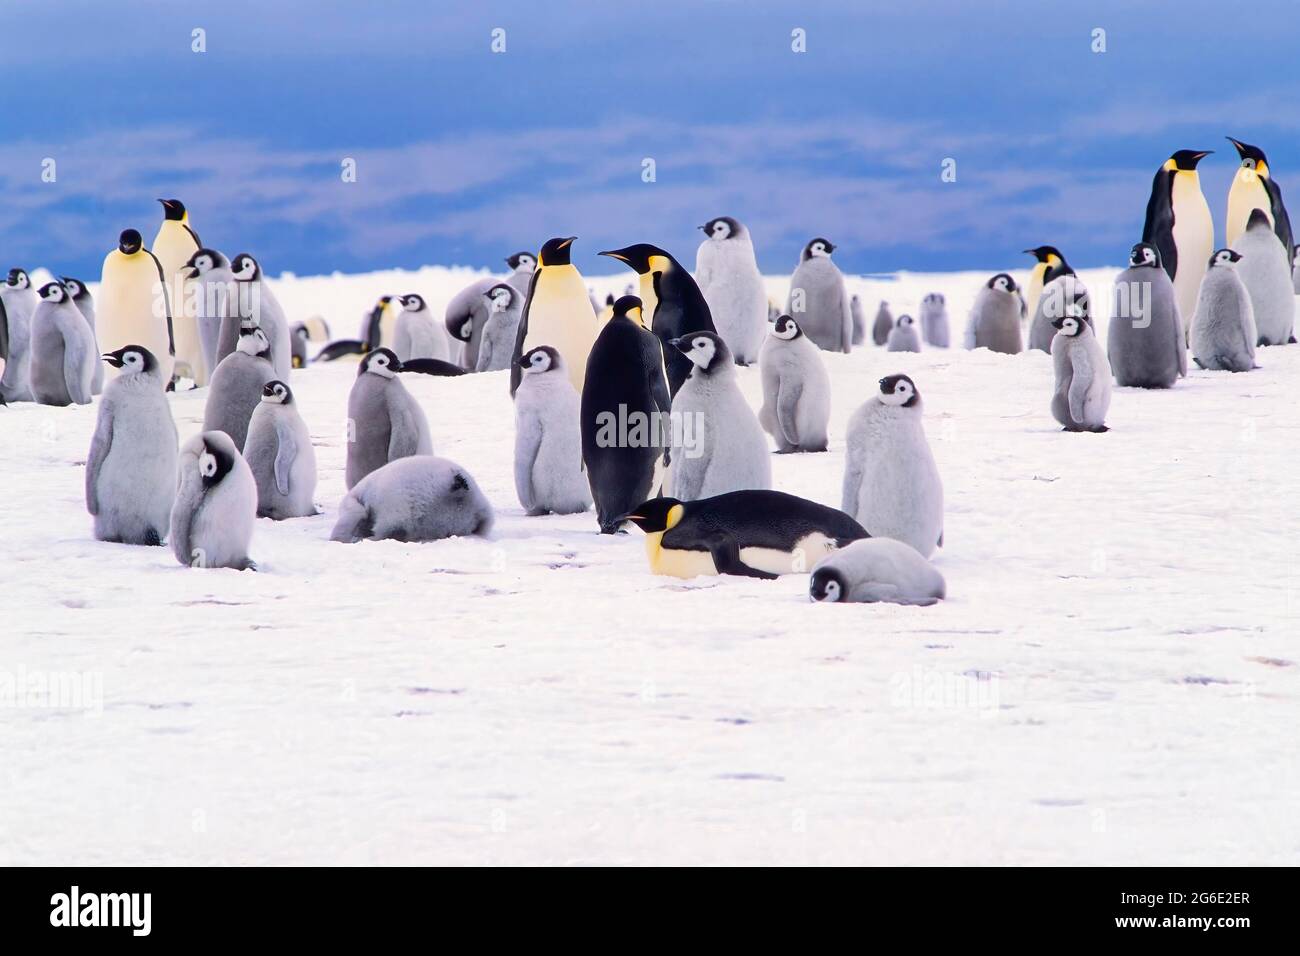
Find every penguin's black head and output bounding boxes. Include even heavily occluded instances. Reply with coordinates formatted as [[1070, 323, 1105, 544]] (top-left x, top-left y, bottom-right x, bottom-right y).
[[182, 248, 224, 277], [483, 283, 516, 310], [102, 345, 158, 373], [1023, 246, 1063, 264], [699, 217, 743, 240], [37, 281, 67, 303], [923, 292, 944, 306], [878, 373, 919, 408], [809, 567, 847, 603], [118, 230, 143, 255], [197, 435, 235, 489], [538, 237, 576, 267], [5, 267, 30, 289], [1210, 248, 1243, 268], [231, 253, 261, 281], [1050, 305, 1087, 337], [895, 314, 915, 329], [670, 330, 729, 372], [605, 293, 615, 305], [360, 347, 402, 377], [598, 243, 670, 275], [618, 497, 683, 534], [59, 276, 88, 300], [771, 314, 803, 340], [1129, 242, 1161, 269], [1170, 149, 1212, 171], [1227, 137, 1268, 171], [158, 198, 187, 221], [448, 313, 474, 341], [1246, 207, 1273, 232], [505, 251, 536, 271], [802, 237, 835, 260], [261, 379, 292, 404], [611, 294, 646, 326], [399, 293, 426, 312], [516, 345, 563, 376], [987, 272, 1018, 293], [236, 322, 271, 356]]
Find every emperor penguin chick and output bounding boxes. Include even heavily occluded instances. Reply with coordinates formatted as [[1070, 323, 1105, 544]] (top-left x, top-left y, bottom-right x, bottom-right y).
[[392, 293, 449, 362], [810, 538, 946, 606], [61, 277, 103, 394], [1029, 272, 1090, 353], [203, 322, 276, 451], [919, 293, 950, 348], [850, 294, 866, 346], [0, 268, 38, 402], [475, 283, 523, 372], [1233, 208, 1295, 346], [228, 253, 292, 379], [1108, 242, 1185, 389], [758, 315, 830, 453], [345, 348, 434, 489], [872, 300, 893, 346], [695, 216, 767, 364], [243, 380, 318, 519], [785, 237, 853, 352], [29, 281, 96, 406], [170, 430, 257, 570], [180, 248, 236, 376], [1190, 249, 1258, 372], [1050, 303, 1112, 431], [886, 314, 922, 352], [963, 274, 1024, 354], [512, 346, 592, 515], [331, 456, 494, 544]]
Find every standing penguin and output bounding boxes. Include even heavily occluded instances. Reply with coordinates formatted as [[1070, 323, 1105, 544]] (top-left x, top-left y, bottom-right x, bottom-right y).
[[810, 538, 946, 606], [694, 216, 767, 364], [229, 253, 292, 380], [510, 236, 600, 396], [785, 237, 853, 352], [842, 374, 944, 558], [580, 295, 671, 534], [170, 430, 257, 570], [60, 277, 103, 394], [444, 277, 499, 370], [28, 281, 96, 406], [152, 198, 206, 384], [86, 346, 178, 545], [919, 293, 950, 348], [1190, 249, 1258, 372], [850, 294, 866, 346], [1233, 208, 1295, 346], [1022, 246, 1072, 318], [1108, 242, 1186, 389], [513, 346, 592, 515], [599, 243, 715, 395], [243, 380, 318, 519], [179, 248, 235, 375], [392, 293, 448, 362], [666, 331, 771, 500], [758, 315, 830, 453], [1028, 271, 1090, 353], [98, 230, 175, 385], [0, 268, 38, 402], [1143, 149, 1215, 330], [345, 348, 434, 489], [871, 300, 893, 346], [504, 251, 537, 297], [203, 323, 276, 451], [330, 456, 494, 544], [475, 283, 523, 372], [1050, 303, 1113, 432], [886, 314, 922, 353], [963, 274, 1024, 354], [1225, 137, 1293, 253]]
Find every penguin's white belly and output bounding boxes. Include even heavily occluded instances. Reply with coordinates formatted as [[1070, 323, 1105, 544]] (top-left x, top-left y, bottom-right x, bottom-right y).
[[522, 268, 598, 393], [155, 227, 203, 383], [648, 531, 834, 577], [99, 255, 174, 383]]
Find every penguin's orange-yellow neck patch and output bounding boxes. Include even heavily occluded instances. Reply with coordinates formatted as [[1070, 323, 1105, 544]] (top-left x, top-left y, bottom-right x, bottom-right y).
[[1045, 253, 1060, 267], [665, 504, 684, 529]]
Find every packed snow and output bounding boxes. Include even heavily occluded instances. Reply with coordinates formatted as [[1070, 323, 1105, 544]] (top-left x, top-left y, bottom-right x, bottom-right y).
[[2, 263, 1297, 866]]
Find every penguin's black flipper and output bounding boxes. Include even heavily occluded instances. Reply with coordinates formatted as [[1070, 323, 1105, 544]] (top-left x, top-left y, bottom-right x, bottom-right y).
[[400, 358, 466, 377], [314, 339, 369, 362], [707, 534, 778, 580], [1142, 167, 1179, 281]]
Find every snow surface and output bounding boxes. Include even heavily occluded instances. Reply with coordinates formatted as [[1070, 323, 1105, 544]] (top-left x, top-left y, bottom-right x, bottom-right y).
[[3, 264, 1298, 866]]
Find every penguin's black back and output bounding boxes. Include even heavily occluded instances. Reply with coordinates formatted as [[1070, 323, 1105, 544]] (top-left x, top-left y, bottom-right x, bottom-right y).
[[664, 490, 867, 552], [1265, 177, 1294, 255], [651, 261, 715, 395], [1142, 166, 1179, 281]]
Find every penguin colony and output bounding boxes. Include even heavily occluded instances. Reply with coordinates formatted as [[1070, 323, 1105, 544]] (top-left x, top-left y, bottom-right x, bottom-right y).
[[2, 138, 1294, 604]]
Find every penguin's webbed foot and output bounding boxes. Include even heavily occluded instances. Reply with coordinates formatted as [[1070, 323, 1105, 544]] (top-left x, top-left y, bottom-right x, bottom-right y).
[[238, 558, 258, 572]]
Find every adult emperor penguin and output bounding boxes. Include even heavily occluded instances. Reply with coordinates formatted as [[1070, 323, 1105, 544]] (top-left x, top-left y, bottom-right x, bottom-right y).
[[345, 348, 434, 489], [170, 430, 257, 570], [886, 313, 922, 352], [1050, 303, 1112, 432], [758, 315, 830, 453], [179, 248, 235, 374], [842, 374, 944, 558], [580, 295, 671, 534], [1022, 246, 1072, 318], [598, 242, 714, 395], [86, 346, 178, 545], [785, 237, 853, 352], [1233, 208, 1295, 346], [243, 380, 318, 519], [513, 346, 592, 515], [98, 229, 175, 385], [475, 283, 523, 372], [1108, 242, 1186, 389], [61, 277, 103, 394], [0, 268, 38, 402], [203, 322, 276, 451], [694, 216, 767, 365], [872, 300, 893, 346], [963, 273, 1025, 354], [1142, 149, 1214, 329], [1191, 249, 1258, 372], [620, 490, 867, 579], [29, 281, 96, 406], [229, 253, 292, 379], [1225, 137, 1293, 254], [152, 198, 205, 384], [666, 331, 771, 500], [331, 456, 494, 543], [1028, 271, 1090, 353], [504, 251, 537, 297], [392, 293, 449, 362], [919, 293, 950, 348], [510, 236, 599, 396], [810, 538, 946, 606]]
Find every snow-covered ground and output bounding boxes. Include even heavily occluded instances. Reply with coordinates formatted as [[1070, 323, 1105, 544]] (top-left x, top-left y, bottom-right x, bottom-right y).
[[2, 264, 1297, 866]]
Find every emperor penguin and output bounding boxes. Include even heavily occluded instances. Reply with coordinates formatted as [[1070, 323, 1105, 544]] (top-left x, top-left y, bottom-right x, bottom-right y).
[[963, 273, 1024, 354], [203, 322, 276, 451], [0, 268, 38, 402], [86, 346, 178, 545], [510, 236, 599, 396], [666, 331, 771, 500], [1233, 208, 1295, 346], [871, 300, 893, 346], [513, 346, 592, 515], [98, 229, 175, 385], [289, 317, 329, 368], [599, 242, 714, 395], [444, 277, 500, 370], [28, 281, 96, 406], [1226, 137, 1293, 253], [1107, 242, 1186, 389], [810, 538, 946, 606], [475, 283, 523, 372], [504, 251, 537, 297], [620, 490, 867, 579], [580, 295, 671, 534], [919, 293, 950, 348], [345, 348, 434, 489], [785, 237, 853, 352], [179, 248, 235, 374], [1028, 271, 1090, 353], [850, 294, 866, 346], [392, 293, 449, 362], [694, 216, 767, 364], [886, 313, 922, 352], [61, 277, 103, 394], [330, 455, 494, 544], [1142, 149, 1214, 328], [229, 253, 292, 379], [1022, 246, 1072, 318], [758, 315, 830, 453], [1050, 303, 1112, 432], [152, 198, 205, 384], [243, 380, 318, 519], [842, 374, 944, 558], [1190, 249, 1258, 372], [170, 430, 257, 570]]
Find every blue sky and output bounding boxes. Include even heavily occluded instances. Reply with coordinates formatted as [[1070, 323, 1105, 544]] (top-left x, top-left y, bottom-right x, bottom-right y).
[[2, 0, 1298, 278]]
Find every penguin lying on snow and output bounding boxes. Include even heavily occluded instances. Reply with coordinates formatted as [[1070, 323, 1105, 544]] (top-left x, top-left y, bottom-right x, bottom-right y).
[[810, 538, 946, 606], [331, 456, 494, 543]]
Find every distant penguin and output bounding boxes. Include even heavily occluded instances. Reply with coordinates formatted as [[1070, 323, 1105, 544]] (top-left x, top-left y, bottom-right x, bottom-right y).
[[1234, 208, 1295, 346], [504, 251, 537, 297], [1108, 242, 1186, 389], [228, 253, 292, 379], [510, 237, 599, 396], [170, 430, 257, 570], [60, 277, 103, 394], [345, 348, 434, 489], [203, 322, 276, 451], [152, 198, 206, 384], [98, 230, 175, 385], [359, 294, 401, 350], [0, 268, 38, 402], [289, 316, 329, 368], [842, 374, 944, 558], [331, 455, 494, 543], [919, 293, 950, 348], [886, 314, 922, 352], [1023, 246, 1072, 318], [850, 294, 866, 346], [475, 283, 523, 372], [694, 216, 767, 364], [513, 346, 592, 515], [1028, 272, 1090, 353], [444, 277, 498, 370], [620, 491, 867, 579], [809, 538, 945, 606], [580, 296, 671, 534], [871, 300, 893, 346], [243, 380, 318, 519], [1293, 244, 1300, 294], [1190, 249, 1258, 372], [666, 331, 771, 500], [29, 281, 95, 406], [758, 315, 830, 453], [786, 237, 853, 352], [1050, 304, 1112, 431], [1143, 149, 1215, 331], [179, 248, 235, 375], [963, 274, 1024, 354], [85, 346, 178, 545], [599, 242, 715, 395], [1226, 137, 1293, 253], [392, 293, 448, 362]]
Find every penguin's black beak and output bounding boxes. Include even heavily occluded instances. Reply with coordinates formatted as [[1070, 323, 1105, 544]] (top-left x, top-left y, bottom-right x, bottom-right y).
[[697, 224, 708, 232], [179, 265, 197, 278], [668, 337, 689, 353], [558, 237, 576, 249], [101, 352, 125, 368], [597, 250, 627, 261]]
